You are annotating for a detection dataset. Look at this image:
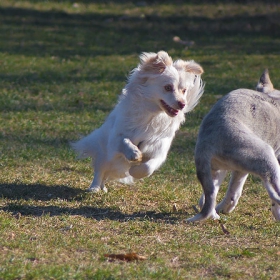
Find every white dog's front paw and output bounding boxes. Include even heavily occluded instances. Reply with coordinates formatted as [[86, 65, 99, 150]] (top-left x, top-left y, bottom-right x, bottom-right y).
[[122, 138, 142, 162], [126, 147, 142, 162]]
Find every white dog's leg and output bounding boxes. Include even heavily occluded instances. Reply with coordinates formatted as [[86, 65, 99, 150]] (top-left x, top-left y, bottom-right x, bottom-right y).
[[88, 174, 105, 193], [216, 171, 248, 214], [119, 138, 142, 162], [88, 159, 107, 193], [129, 158, 161, 179], [199, 170, 227, 209]]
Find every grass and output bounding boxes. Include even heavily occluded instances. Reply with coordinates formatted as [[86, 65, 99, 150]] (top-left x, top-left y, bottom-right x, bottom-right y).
[[1, 0, 280, 279]]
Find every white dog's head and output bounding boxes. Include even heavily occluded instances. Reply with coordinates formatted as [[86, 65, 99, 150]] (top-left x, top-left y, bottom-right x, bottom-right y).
[[128, 51, 204, 117]]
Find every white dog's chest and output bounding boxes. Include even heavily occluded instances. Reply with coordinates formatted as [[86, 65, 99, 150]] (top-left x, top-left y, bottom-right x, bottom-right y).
[[137, 133, 174, 158]]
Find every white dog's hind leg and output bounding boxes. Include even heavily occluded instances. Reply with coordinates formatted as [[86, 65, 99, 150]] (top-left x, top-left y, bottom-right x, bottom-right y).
[[88, 160, 107, 193], [88, 174, 106, 193], [216, 171, 248, 214]]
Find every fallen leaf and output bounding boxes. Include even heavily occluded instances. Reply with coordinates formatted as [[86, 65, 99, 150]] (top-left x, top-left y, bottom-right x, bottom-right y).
[[171, 256, 179, 263], [220, 222, 230, 235], [104, 252, 147, 262]]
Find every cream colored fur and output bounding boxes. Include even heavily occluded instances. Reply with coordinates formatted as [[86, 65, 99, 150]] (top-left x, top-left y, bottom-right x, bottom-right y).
[[72, 51, 204, 192]]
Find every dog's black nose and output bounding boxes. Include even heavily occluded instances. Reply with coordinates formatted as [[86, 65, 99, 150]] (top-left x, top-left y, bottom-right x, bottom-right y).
[[178, 101, 185, 109]]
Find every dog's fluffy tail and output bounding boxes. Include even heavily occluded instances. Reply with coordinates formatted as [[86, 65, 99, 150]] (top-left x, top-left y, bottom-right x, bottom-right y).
[[71, 130, 100, 159], [118, 175, 135, 185]]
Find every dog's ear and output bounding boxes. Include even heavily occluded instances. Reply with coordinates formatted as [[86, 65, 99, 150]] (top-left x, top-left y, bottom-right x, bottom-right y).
[[174, 60, 204, 75], [184, 60, 204, 75], [256, 69, 274, 94], [140, 51, 173, 74]]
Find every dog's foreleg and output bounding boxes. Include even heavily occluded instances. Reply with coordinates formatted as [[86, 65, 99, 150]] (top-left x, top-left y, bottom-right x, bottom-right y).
[[129, 158, 161, 179], [119, 138, 142, 162], [216, 171, 248, 214]]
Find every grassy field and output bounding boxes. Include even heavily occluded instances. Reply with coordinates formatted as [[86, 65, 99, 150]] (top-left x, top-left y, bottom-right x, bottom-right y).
[[1, 1, 280, 279]]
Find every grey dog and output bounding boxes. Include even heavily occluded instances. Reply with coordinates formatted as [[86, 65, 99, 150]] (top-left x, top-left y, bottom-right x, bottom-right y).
[[188, 69, 280, 222]]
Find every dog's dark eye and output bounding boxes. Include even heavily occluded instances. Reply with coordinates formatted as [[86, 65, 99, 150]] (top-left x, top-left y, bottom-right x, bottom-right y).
[[182, 89, 186, 94], [164, 85, 173, 92]]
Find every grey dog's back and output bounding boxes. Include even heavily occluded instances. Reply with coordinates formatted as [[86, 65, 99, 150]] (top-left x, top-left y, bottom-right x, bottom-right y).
[[188, 70, 280, 222], [196, 89, 280, 162]]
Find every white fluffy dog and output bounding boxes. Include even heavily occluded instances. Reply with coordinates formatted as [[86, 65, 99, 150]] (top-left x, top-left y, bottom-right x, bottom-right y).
[[72, 51, 204, 192]]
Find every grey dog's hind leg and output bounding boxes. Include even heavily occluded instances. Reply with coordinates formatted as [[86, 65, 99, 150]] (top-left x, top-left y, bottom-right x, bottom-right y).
[[187, 163, 221, 222], [231, 144, 280, 220], [216, 171, 248, 214], [260, 156, 280, 220], [199, 169, 227, 209]]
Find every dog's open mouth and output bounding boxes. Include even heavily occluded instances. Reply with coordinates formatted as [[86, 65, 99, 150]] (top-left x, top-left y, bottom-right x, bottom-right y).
[[160, 100, 178, 117]]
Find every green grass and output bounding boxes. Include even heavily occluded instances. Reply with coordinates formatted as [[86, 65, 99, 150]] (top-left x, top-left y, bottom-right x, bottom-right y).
[[1, 1, 280, 279]]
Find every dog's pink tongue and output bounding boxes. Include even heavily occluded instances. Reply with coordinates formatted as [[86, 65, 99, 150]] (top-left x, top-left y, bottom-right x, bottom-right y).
[[170, 108, 178, 116]]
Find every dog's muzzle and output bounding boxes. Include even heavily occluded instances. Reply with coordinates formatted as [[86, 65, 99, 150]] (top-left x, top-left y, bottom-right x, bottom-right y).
[[160, 100, 185, 117]]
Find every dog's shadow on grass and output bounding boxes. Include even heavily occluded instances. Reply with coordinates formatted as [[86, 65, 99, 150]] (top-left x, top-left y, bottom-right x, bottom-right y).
[[0, 183, 84, 201], [0, 183, 180, 224]]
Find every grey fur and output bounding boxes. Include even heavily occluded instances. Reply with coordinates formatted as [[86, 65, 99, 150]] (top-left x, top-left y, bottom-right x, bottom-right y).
[[188, 70, 280, 222]]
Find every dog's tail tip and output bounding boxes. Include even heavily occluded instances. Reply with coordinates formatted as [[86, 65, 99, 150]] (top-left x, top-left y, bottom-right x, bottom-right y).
[[70, 140, 91, 159]]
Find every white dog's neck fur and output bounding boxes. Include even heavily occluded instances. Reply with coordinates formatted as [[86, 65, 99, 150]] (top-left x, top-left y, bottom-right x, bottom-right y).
[[119, 88, 184, 137]]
